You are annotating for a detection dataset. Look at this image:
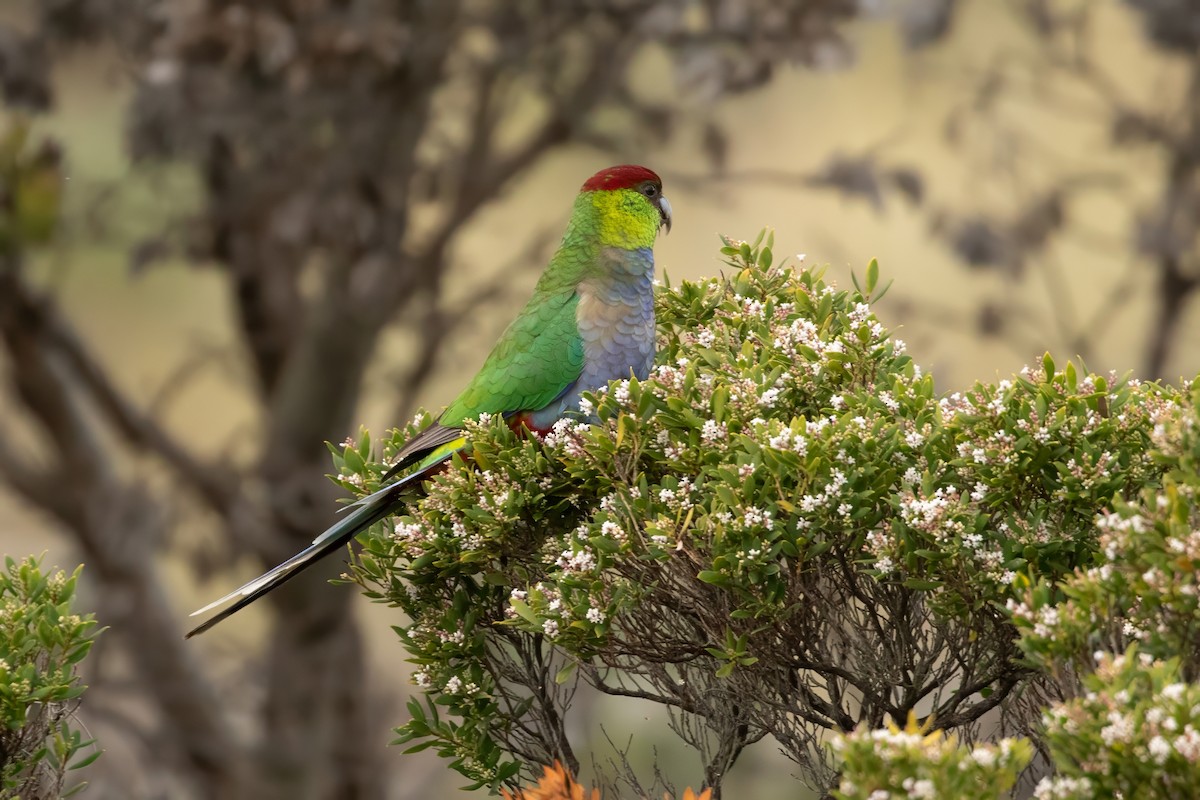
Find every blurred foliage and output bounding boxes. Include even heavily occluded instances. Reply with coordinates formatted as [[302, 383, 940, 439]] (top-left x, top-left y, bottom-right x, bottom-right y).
[[829, 714, 1031, 800], [916, 1, 1200, 378], [0, 557, 100, 800], [0, 119, 63, 254], [333, 231, 1188, 795]]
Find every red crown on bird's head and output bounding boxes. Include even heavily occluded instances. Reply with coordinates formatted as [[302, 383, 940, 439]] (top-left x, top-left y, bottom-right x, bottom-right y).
[[581, 165, 661, 192]]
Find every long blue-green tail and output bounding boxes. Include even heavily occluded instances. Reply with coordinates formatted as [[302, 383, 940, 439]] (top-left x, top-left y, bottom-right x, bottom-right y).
[[185, 447, 456, 638]]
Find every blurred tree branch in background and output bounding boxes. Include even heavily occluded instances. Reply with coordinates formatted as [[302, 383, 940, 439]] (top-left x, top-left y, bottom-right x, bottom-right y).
[[861, 0, 1200, 379], [922, 0, 1200, 379], [0, 1, 865, 798]]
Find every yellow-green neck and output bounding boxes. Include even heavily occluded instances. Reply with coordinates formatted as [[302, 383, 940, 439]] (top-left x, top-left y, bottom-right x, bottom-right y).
[[581, 188, 661, 250]]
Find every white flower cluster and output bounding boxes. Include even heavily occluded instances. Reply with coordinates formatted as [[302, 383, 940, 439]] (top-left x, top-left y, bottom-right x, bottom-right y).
[[391, 519, 426, 545], [658, 478, 697, 512], [865, 528, 897, 574], [739, 506, 773, 531], [448, 518, 483, 550], [556, 543, 597, 574], [832, 721, 1027, 800], [901, 778, 935, 799], [767, 419, 809, 454], [701, 418, 728, 445], [474, 469, 516, 521], [1006, 595, 1074, 642], [898, 486, 963, 541], [1032, 776, 1093, 799], [768, 316, 828, 375], [599, 519, 627, 543], [543, 417, 590, 457]]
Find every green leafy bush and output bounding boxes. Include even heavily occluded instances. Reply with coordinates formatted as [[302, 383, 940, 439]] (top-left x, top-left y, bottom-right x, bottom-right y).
[[825, 383, 1200, 799], [1011, 382, 1200, 680], [829, 714, 1031, 800], [0, 557, 100, 799], [337, 232, 1183, 794], [1035, 650, 1200, 800], [997, 384, 1200, 798]]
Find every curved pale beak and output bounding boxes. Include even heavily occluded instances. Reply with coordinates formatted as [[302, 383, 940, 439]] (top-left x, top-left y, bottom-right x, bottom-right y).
[[657, 195, 672, 234]]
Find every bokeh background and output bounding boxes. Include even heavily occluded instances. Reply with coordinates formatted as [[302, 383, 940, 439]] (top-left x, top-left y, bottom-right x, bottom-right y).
[[1, 1, 1197, 798]]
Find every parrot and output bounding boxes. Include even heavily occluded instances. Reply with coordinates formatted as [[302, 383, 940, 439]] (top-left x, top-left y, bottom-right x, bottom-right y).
[[186, 164, 672, 637]]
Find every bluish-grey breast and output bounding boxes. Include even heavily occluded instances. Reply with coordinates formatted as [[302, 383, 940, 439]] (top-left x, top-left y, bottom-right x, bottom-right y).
[[528, 247, 656, 427]]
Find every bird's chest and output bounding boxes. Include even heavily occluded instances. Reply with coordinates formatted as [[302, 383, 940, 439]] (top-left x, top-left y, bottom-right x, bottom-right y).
[[575, 281, 655, 387]]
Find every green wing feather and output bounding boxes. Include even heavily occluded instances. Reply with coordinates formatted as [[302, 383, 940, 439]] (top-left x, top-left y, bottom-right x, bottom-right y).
[[377, 287, 584, 481], [441, 289, 584, 425]]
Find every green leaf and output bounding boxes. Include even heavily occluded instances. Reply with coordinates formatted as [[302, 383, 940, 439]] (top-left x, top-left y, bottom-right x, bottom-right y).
[[865, 258, 879, 295], [555, 662, 577, 684], [902, 578, 943, 590], [508, 598, 539, 625], [712, 386, 728, 422], [68, 749, 103, 770]]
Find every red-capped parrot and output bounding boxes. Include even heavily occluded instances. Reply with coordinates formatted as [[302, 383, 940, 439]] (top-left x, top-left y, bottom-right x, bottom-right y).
[[186, 165, 671, 637]]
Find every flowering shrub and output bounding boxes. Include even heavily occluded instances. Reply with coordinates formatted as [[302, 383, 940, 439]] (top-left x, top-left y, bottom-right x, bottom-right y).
[[0, 557, 100, 798], [339, 232, 1182, 794], [1011, 383, 1200, 680], [997, 385, 1200, 797], [1034, 649, 1200, 799], [829, 714, 1030, 800]]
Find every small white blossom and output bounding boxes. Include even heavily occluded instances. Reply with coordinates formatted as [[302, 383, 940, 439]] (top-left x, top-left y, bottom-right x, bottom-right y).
[[701, 419, 728, 444], [1150, 735, 1172, 764], [1163, 683, 1187, 701], [600, 520, 626, 541], [758, 388, 781, 408], [902, 778, 935, 799]]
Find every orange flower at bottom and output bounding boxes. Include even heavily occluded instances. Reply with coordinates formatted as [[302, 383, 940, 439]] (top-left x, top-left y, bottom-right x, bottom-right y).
[[501, 761, 712, 800], [501, 762, 599, 800]]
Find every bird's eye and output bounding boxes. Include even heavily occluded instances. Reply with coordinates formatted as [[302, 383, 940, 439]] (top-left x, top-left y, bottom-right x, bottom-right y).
[[641, 183, 658, 198]]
